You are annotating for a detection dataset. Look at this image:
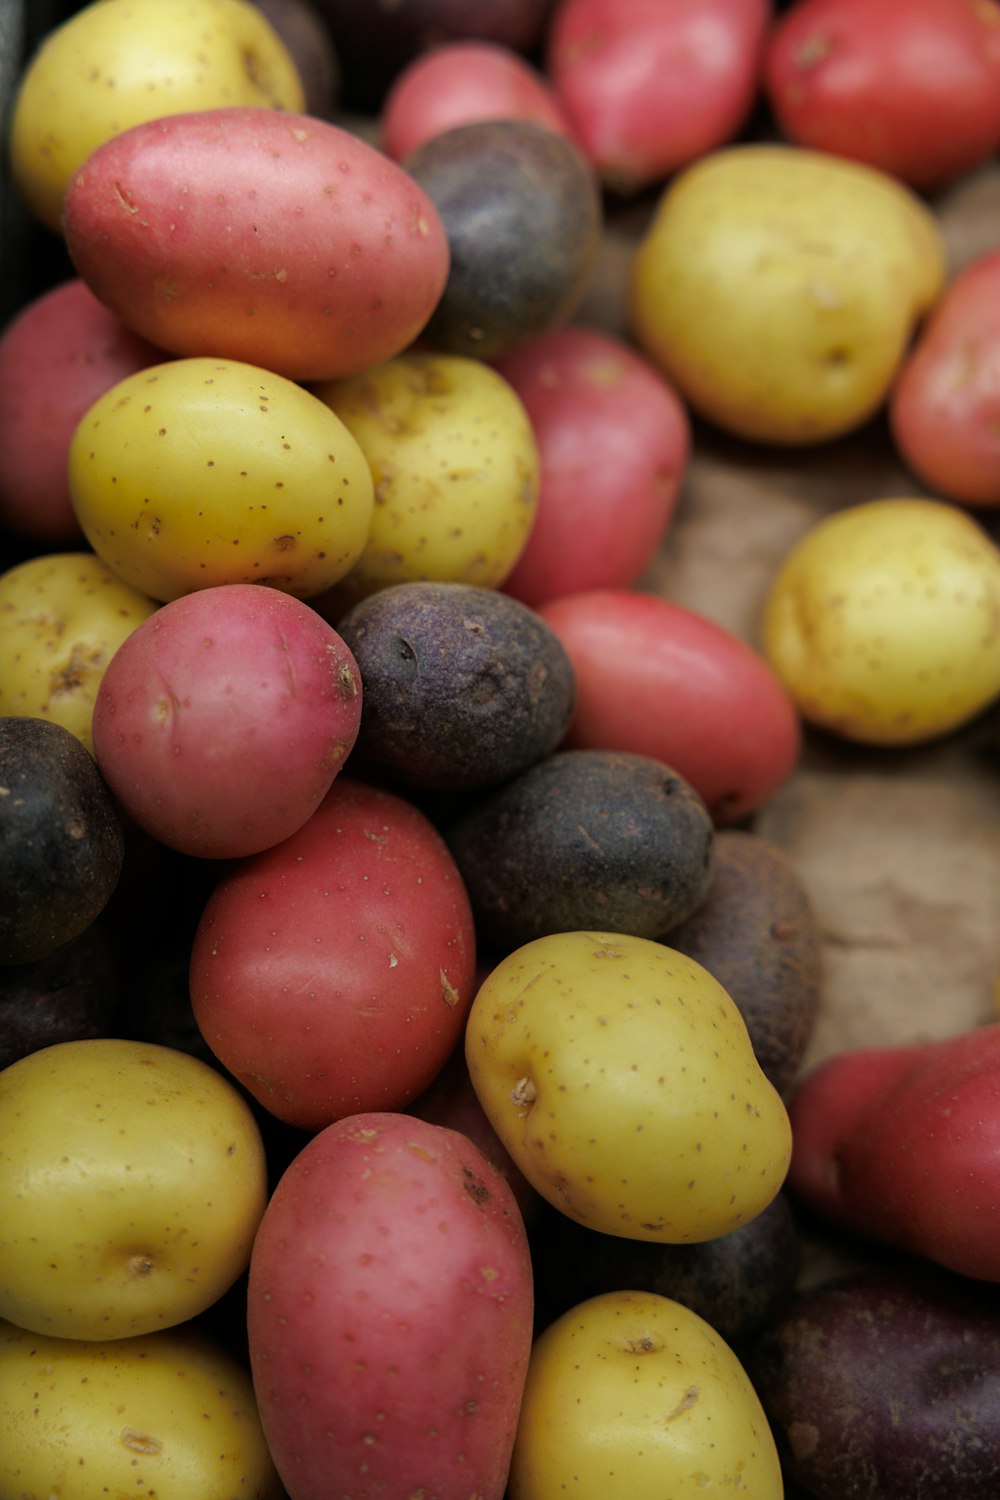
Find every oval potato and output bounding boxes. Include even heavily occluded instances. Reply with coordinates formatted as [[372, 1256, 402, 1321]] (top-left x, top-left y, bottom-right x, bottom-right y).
[[68, 356, 375, 602], [63, 106, 451, 382]]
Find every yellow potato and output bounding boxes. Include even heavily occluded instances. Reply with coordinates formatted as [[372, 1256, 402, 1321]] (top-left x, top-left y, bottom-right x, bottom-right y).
[[465, 930, 791, 1243], [630, 143, 946, 445], [0, 1038, 268, 1340], [0, 551, 158, 754], [10, 0, 304, 232], [68, 357, 375, 602], [313, 351, 540, 609], [763, 496, 1000, 744], [507, 1290, 783, 1500], [0, 1319, 281, 1500]]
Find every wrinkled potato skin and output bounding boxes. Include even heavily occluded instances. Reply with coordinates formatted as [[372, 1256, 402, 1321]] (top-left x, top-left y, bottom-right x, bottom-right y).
[[631, 144, 945, 444], [0, 1320, 281, 1500], [763, 496, 1000, 744], [68, 357, 375, 603], [10, 0, 304, 232], [0, 552, 158, 754], [466, 929, 792, 1242], [508, 1290, 784, 1499]]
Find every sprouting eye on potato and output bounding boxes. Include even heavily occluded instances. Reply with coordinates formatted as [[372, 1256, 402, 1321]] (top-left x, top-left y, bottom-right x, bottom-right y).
[[762, 496, 1000, 744]]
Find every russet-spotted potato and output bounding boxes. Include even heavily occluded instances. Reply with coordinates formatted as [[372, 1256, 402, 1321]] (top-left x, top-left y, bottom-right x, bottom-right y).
[[763, 496, 1000, 744]]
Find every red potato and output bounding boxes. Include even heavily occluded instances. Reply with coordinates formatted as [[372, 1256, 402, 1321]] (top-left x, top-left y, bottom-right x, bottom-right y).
[[189, 776, 477, 1131], [246, 1111, 534, 1500], [787, 1023, 1000, 1281], [379, 40, 573, 161], [890, 250, 1000, 507], [92, 584, 361, 859], [61, 107, 450, 383], [492, 326, 690, 607], [0, 279, 160, 542], [545, 0, 772, 193], [764, 0, 1000, 191], [537, 588, 801, 824]]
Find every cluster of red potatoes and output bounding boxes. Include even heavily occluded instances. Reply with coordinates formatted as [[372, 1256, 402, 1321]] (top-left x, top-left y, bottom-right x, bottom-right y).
[[2, 3, 1000, 1499]]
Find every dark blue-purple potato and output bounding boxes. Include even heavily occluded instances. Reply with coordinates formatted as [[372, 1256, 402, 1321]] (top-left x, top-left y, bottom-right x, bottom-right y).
[[663, 830, 823, 1097], [250, 0, 342, 118], [445, 748, 714, 953], [335, 580, 576, 790], [748, 1266, 1000, 1500], [0, 716, 124, 964], [531, 1190, 801, 1350], [310, 0, 553, 109], [403, 119, 602, 359], [0, 920, 121, 1069]]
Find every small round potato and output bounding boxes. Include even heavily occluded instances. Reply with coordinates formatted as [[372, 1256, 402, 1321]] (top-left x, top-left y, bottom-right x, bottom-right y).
[[762, 496, 1000, 744], [0, 551, 159, 754], [68, 357, 375, 602], [10, 0, 304, 231], [0, 1319, 281, 1500], [507, 1289, 783, 1499]]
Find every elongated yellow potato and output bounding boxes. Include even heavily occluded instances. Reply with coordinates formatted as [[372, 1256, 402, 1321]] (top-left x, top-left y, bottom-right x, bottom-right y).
[[465, 930, 792, 1243], [0, 1319, 282, 1500], [68, 357, 375, 602], [507, 1290, 783, 1500]]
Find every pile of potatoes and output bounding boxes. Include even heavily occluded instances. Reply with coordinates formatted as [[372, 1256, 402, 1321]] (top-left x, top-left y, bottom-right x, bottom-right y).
[[2, 2, 1000, 1499]]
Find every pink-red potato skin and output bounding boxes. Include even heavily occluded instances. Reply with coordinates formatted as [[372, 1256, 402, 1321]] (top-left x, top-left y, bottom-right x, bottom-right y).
[[0, 279, 160, 541], [62, 107, 451, 382], [246, 1111, 534, 1500], [890, 250, 1000, 507], [379, 41, 573, 161], [764, 0, 1000, 191], [546, 0, 772, 191], [189, 776, 477, 1131], [91, 584, 361, 859], [493, 326, 690, 607], [787, 1024, 1000, 1281], [538, 588, 801, 824]]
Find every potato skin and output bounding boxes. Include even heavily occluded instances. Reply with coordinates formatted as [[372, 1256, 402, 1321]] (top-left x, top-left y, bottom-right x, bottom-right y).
[[63, 107, 450, 381], [336, 580, 576, 790], [665, 831, 823, 1096], [246, 1111, 534, 1500], [749, 1267, 1000, 1500], [446, 748, 715, 951]]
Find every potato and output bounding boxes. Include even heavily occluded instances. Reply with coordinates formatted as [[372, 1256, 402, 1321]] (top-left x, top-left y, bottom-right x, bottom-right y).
[[465, 929, 792, 1242], [62, 106, 450, 382], [335, 579, 576, 791], [10, 0, 305, 232], [630, 143, 946, 444], [92, 584, 362, 859], [749, 1267, 1000, 1500], [313, 351, 539, 609], [246, 1111, 535, 1500], [0, 551, 159, 754], [0, 1037, 268, 1339], [0, 922, 121, 1069], [507, 1289, 784, 1499], [446, 748, 715, 951], [0, 1318, 281, 1500], [68, 357, 375, 603], [0, 716, 124, 966], [762, 496, 1000, 744]]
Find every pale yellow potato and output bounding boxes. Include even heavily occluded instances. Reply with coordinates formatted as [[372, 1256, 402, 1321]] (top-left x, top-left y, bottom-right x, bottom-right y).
[[0, 1319, 282, 1500], [68, 357, 375, 602], [763, 497, 1000, 744], [0, 1038, 268, 1340], [465, 930, 791, 1243], [0, 551, 158, 754], [507, 1290, 783, 1500], [10, 0, 305, 231], [313, 352, 540, 609], [630, 144, 946, 445]]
